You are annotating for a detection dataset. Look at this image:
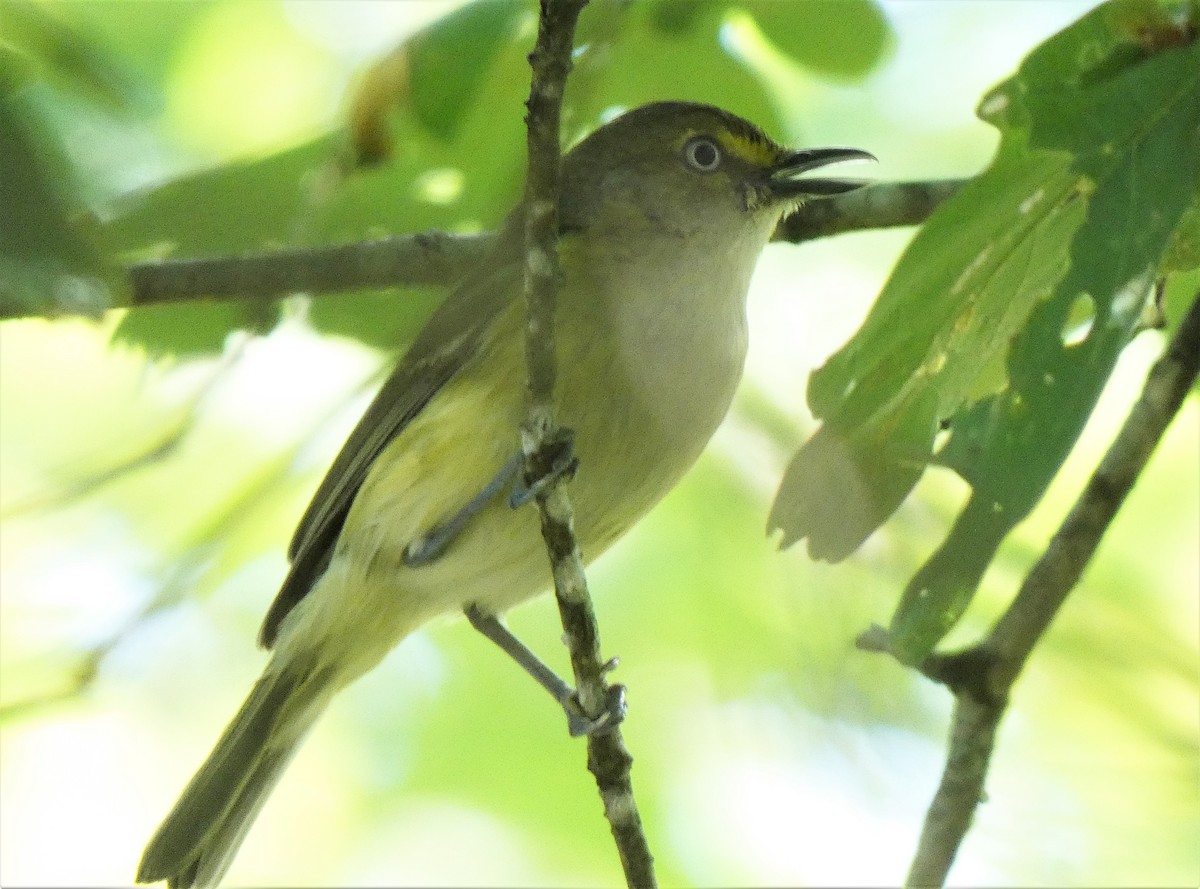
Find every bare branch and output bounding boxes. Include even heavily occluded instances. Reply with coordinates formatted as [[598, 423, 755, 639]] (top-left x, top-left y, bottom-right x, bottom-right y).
[[773, 179, 966, 243], [126, 232, 492, 306], [905, 288, 1200, 888]]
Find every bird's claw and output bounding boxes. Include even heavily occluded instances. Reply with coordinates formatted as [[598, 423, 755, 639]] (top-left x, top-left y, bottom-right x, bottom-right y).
[[509, 427, 579, 508], [563, 684, 627, 737]]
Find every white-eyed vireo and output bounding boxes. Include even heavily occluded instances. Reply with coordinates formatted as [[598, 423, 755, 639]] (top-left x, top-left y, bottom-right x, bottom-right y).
[[137, 101, 870, 888]]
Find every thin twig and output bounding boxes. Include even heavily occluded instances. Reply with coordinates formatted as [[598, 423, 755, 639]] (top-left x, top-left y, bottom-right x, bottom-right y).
[[115, 181, 963, 311], [519, 2, 656, 888], [905, 289, 1200, 888]]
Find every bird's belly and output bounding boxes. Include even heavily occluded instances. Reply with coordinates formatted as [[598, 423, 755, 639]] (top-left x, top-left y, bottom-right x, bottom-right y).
[[333, 382, 735, 622], [285, 285, 747, 672]]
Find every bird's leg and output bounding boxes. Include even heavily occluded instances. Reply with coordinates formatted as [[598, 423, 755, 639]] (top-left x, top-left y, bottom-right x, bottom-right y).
[[403, 453, 524, 567], [508, 426, 579, 508], [464, 605, 626, 737], [403, 426, 578, 567], [405, 432, 617, 735]]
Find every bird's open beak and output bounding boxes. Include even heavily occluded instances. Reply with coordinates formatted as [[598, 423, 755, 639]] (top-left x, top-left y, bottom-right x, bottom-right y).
[[769, 147, 876, 198]]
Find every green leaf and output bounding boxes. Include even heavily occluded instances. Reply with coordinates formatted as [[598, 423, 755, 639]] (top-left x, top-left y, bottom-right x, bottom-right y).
[[407, 0, 527, 139], [0, 0, 149, 110], [102, 13, 534, 358], [113, 299, 279, 359], [771, 144, 1089, 561], [306, 287, 442, 353], [1162, 200, 1200, 273], [103, 134, 455, 355], [770, 388, 938, 563], [574, 1, 783, 138], [645, 0, 720, 35], [0, 50, 118, 318], [1164, 268, 1200, 327], [104, 137, 338, 260], [741, 0, 894, 79], [103, 137, 331, 353], [889, 3, 1200, 662], [769, 0, 1200, 660]]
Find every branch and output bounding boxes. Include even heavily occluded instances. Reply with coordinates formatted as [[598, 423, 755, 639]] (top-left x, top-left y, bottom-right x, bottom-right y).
[[119, 181, 963, 310], [518, 2, 656, 888], [125, 232, 492, 306], [905, 287, 1200, 888], [773, 178, 966, 243]]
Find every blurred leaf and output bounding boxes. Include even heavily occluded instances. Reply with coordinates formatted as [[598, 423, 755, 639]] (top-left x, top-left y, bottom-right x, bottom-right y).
[[1164, 268, 1200, 327], [1162, 200, 1200, 273], [347, 46, 408, 167], [106, 135, 336, 350], [104, 64, 529, 356], [48, 0, 213, 89], [0, 50, 119, 318], [0, 0, 154, 111], [741, 0, 893, 79], [113, 299, 278, 359], [408, 1, 526, 139], [0, 1, 183, 209], [646, 0, 719, 35], [769, 0, 1200, 660], [0, 0, 149, 110], [104, 137, 337, 259], [103, 0, 881, 355], [104, 34, 530, 356], [574, 1, 782, 136], [306, 287, 442, 353], [349, 0, 526, 163]]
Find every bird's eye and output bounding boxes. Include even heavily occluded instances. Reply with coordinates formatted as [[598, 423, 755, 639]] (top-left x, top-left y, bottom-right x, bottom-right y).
[[684, 136, 722, 173]]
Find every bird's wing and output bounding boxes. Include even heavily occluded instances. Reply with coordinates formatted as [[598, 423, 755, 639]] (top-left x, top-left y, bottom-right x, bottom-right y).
[[258, 230, 521, 649]]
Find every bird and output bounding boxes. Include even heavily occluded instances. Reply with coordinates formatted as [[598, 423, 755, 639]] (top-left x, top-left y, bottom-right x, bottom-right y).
[[136, 100, 870, 888]]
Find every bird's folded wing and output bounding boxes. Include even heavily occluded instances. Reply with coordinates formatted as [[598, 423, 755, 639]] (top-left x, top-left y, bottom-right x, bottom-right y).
[[259, 223, 523, 648]]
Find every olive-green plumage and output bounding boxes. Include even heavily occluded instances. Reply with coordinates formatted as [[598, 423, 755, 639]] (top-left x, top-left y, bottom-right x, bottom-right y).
[[136, 102, 869, 888]]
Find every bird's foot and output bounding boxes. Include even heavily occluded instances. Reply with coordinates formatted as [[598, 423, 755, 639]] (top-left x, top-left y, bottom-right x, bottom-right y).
[[509, 427, 579, 508]]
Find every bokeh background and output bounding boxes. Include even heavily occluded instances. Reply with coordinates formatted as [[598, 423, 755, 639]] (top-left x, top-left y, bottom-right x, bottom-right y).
[[1, 1, 1197, 886]]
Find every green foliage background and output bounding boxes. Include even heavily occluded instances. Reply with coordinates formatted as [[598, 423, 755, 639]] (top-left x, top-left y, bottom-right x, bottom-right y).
[[0, 1, 1196, 887]]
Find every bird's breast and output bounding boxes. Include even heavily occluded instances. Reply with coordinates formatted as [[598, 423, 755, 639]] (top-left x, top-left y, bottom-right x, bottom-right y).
[[553, 223, 760, 545]]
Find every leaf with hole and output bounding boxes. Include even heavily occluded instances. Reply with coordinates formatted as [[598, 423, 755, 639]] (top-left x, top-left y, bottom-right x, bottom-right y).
[[768, 0, 1200, 661]]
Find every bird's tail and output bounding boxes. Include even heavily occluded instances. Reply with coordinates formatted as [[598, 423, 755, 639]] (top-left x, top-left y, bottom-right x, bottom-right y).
[[136, 657, 336, 889]]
